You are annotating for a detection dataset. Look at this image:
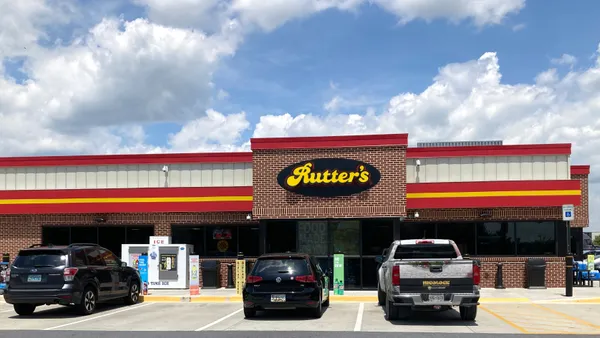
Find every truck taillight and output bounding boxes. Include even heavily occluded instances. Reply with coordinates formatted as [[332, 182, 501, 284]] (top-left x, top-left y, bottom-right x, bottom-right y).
[[392, 265, 400, 286], [63, 267, 78, 282], [473, 264, 480, 286]]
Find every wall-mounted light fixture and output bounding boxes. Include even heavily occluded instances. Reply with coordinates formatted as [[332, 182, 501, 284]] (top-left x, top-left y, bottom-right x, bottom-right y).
[[94, 217, 107, 223], [246, 213, 252, 221]]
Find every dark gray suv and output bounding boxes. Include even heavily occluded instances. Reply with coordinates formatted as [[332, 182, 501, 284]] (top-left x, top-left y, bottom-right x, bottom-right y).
[[3, 243, 141, 316]]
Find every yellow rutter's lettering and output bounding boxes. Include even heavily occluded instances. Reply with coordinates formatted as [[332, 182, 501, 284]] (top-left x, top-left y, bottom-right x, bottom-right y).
[[337, 172, 348, 183], [286, 163, 312, 187], [284, 161, 374, 187], [308, 172, 323, 184], [322, 170, 332, 183], [358, 165, 370, 183]]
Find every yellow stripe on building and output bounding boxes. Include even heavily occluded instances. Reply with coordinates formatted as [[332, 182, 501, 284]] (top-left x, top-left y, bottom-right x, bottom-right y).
[[407, 190, 581, 199], [0, 196, 253, 205]]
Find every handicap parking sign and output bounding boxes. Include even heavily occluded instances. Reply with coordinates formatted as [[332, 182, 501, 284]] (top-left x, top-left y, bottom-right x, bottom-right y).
[[562, 204, 574, 221]]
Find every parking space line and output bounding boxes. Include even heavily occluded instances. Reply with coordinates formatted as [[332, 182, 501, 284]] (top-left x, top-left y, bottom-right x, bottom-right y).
[[479, 305, 528, 334], [529, 303, 600, 330], [194, 308, 243, 331], [353, 302, 364, 332], [43, 303, 154, 331]]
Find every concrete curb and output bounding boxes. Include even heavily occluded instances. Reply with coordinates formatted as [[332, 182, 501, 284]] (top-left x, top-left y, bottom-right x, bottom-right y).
[[139, 295, 534, 304]]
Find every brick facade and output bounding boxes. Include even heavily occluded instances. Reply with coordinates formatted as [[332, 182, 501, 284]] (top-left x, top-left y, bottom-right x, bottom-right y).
[[475, 257, 565, 288], [252, 146, 407, 219], [572, 174, 589, 228]]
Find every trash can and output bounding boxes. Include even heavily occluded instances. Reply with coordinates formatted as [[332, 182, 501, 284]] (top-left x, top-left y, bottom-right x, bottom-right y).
[[201, 260, 220, 289], [527, 258, 546, 289]]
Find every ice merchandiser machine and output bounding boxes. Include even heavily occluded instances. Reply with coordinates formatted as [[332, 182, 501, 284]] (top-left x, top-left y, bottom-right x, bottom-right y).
[[121, 236, 193, 289]]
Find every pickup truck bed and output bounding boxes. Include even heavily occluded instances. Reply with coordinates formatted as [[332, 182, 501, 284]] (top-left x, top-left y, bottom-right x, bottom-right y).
[[377, 239, 480, 321]]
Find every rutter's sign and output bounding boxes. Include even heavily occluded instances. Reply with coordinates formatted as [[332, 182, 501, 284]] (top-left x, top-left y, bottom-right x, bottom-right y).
[[276, 158, 381, 197]]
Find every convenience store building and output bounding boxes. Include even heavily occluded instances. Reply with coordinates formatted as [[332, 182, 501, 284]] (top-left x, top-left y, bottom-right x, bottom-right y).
[[0, 133, 591, 288]]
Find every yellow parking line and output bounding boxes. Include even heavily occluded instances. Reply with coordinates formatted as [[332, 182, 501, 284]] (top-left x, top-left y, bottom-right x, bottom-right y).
[[479, 305, 528, 334], [530, 303, 600, 330]]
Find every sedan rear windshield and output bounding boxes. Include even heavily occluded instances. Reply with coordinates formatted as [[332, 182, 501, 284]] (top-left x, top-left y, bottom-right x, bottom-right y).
[[13, 250, 68, 268], [252, 257, 311, 277], [394, 244, 458, 259]]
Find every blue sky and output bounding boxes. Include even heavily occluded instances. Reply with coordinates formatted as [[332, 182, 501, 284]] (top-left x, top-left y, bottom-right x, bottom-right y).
[[1, 0, 600, 229]]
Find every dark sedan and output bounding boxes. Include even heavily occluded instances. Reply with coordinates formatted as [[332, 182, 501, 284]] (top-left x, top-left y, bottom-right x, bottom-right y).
[[242, 253, 330, 318]]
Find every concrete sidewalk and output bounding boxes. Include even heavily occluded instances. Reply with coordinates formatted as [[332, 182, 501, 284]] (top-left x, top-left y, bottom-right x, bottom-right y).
[[138, 283, 600, 304]]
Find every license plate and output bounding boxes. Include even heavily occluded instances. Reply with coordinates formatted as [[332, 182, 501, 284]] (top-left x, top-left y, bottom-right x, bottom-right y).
[[27, 274, 42, 283], [428, 294, 444, 302], [271, 294, 286, 303]]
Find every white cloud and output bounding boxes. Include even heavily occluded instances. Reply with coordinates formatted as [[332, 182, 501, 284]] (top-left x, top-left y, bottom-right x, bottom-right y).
[[551, 53, 577, 67], [372, 0, 525, 27], [512, 23, 526, 31], [0, 3, 243, 156]]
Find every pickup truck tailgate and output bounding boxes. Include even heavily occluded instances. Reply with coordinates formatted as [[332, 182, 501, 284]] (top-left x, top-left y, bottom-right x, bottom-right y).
[[397, 260, 475, 293]]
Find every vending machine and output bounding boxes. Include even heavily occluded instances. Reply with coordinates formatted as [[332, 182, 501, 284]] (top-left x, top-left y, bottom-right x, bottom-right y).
[[121, 236, 194, 289]]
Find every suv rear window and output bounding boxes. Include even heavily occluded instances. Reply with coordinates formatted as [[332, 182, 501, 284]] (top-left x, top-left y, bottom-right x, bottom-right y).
[[394, 244, 458, 259], [253, 257, 311, 277], [13, 250, 68, 268]]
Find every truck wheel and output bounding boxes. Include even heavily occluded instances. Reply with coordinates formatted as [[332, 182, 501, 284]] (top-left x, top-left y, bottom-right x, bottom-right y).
[[460, 305, 477, 321], [243, 307, 256, 318], [14, 304, 36, 316], [385, 299, 399, 320], [378, 289, 386, 306]]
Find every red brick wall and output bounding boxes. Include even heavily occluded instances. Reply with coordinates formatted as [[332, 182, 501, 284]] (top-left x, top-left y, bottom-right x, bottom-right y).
[[475, 257, 565, 288], [0, 212, 256, 262], [252, 146, 407, 219], [572, 174, 589, 228], [404, 207, 562, 221]]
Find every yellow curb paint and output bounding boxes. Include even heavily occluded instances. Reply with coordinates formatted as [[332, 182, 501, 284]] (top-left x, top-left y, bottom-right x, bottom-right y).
[[140, 296, 185, 302], [573, 298, 600, 303], [479, 297, 530, 303]]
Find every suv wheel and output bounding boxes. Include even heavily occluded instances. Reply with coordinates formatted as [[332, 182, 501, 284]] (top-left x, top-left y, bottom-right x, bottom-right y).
[[14, 304, 36, 316], [77, 287, 97, 315], [124, 281, 140, 305]]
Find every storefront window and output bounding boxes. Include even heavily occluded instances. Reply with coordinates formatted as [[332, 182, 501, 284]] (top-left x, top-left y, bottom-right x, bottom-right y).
[[171, 225, 259, 257], [330, 220, 360, 255], [516, 221, 556, 255], [477, 222, 516, 255], [206, 226, 237, 257], [298, 221, 328, 256], [239, 226, 261, 257], [361, 219, 393, 256], [401, 223, 435, 240], [437, 223, 476, 256], [42, 227, 70, 246], [266, 221, 296, 253], [171, 227, 204, 256]]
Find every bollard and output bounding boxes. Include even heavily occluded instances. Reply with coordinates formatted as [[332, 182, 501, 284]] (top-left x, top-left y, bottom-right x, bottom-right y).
[[495, 262, 505, 289], [565, 256, 573, 297], [227, 263, 234, 288]]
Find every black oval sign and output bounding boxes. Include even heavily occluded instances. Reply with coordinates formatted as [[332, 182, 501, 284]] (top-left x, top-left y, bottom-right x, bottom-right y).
[[276, 158, 381, 197]]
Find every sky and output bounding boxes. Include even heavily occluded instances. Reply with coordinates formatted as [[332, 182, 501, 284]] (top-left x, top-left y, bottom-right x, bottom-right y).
[[1, 0, 599, 230]]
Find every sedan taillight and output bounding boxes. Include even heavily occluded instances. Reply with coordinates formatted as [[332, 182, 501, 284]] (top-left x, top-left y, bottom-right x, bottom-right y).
[[63, 267, 79, 282], [295, 275, 316, 283], [246, 275, 263, 284]]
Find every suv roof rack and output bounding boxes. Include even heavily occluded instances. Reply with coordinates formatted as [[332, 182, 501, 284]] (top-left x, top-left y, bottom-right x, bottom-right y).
[[29, 244, 52, 248], [68, 243, 101, 248]]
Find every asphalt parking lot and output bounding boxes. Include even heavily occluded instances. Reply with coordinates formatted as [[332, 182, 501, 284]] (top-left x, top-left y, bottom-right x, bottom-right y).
[[2, 299, 600, 335]]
